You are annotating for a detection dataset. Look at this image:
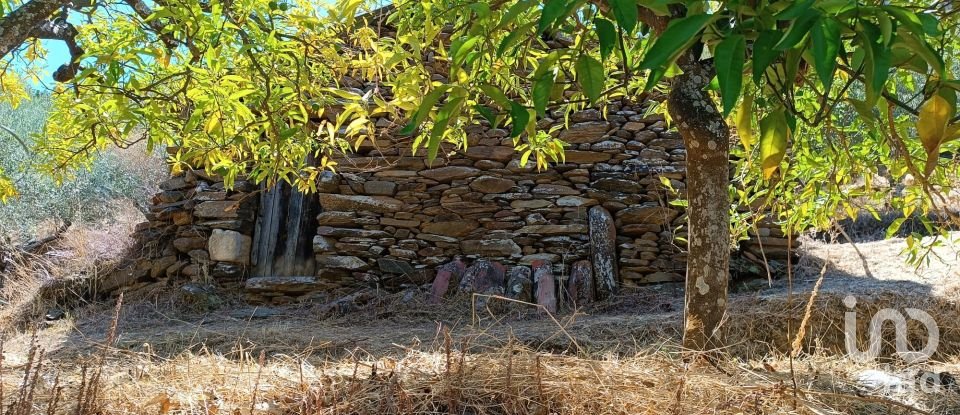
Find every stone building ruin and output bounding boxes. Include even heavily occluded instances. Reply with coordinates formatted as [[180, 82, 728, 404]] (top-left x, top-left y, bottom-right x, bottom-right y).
[[107, 94, 794, 309]]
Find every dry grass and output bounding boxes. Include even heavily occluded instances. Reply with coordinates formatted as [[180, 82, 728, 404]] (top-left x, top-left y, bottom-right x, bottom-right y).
[[3, 284, 960, 414], [0, 200, 144, 333]]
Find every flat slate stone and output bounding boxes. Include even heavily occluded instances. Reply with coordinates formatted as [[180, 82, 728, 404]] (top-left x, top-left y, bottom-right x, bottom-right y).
[[616, 204, 680, 225], [419, 166, 481, 183], [516, 224, 588, 234], [316, 255, 369, 271], [531, 184, 579, 195], [469, 176, 516, 193], [318, 194, 403, 214], [461, 239, 522, 257], [465, 146, 515, 162], [194, 201, 245, 218], [246, 276, 326, 293], [421, 220, 479, 237], [558, 121, 611, 144]]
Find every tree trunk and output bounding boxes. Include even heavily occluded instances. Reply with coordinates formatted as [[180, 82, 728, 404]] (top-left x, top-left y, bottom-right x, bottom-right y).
[[667, 55, 732, 352]]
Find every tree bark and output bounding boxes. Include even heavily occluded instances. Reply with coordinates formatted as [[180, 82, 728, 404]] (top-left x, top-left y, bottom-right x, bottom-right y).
[[667, 53, 732, 352], [0, 0, 68, 58]]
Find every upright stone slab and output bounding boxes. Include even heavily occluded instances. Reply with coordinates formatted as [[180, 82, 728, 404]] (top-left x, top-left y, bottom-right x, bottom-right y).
[[506, 266, 533, 302], [567, 260, 595, 308], [459, 260, 506, 293], [588, 206, 619, 298], [531, 260, 557, 314], [430, 259, 466, 303]]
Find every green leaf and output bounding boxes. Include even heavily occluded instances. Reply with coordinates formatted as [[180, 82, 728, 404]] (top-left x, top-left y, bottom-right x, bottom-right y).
[[639, 14, 713, 71], [918, 13, 940, 36], [575, 54, 605, 104], [882, 6, 924, 37], [861, 23, 891, 97], [643, 65, 667, 91], [810, 17, 841, 91], [774, 0, 814, 20], [495, 0, 534, 30], [451, 36, 480, 65], [637, 0, 671, 16], [715, 34, 745, 116], [594, 17, 617, 62], [400, 86, 448, 135], [894, 31, 945, 76], [532, 53, 559, 115], [752, 30, 782, 84], [450, 36, 482, 64], [886, 217, 906, 238], [774, 9, 819, 50], [479, 84, 510, 108], [539, 0, 572, 33], [759, 108, 789, 179], [609, 0, 638, 34], [468, 2, 491, 19], [427, 96, 465, 162], [497, 22, 534, 56], [509, 100, 530, 138], [475, 104, 497, 126]]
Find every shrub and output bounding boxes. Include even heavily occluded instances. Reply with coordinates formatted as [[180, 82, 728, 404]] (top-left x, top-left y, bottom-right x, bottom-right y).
[[0, 93, 167, 242]]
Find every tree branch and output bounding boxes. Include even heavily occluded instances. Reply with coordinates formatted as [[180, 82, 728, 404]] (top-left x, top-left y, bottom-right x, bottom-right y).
[[0, 0, 70, 59], [122, 0, 179, 49], [0, 124, 31, 153]]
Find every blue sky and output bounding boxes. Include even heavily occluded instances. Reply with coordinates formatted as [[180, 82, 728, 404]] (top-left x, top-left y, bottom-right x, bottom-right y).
[[37, 41, 70, 79]]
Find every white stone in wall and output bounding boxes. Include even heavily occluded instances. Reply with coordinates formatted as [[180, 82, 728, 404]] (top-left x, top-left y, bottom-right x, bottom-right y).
[[209, 229, 252, 264]]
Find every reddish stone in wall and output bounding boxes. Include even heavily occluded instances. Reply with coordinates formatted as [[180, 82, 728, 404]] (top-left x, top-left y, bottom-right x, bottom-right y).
[[566, 260, 595, 309], [459, 260, 506, 293], [430, 259, 466, 303], [532, 260, 557, 314]]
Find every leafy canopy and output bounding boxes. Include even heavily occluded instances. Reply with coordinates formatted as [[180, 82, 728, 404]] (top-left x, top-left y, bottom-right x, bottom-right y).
[[1, 0, 958, 248]]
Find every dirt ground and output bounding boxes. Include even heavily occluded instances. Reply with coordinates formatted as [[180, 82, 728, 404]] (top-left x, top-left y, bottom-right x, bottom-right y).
[[2, 235, 960, 414], [3, 234, 958, 364]]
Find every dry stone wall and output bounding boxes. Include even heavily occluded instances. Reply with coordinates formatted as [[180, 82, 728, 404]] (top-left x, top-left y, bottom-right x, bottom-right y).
[[111, 97, 797, 307], [303, 100, 691, 301], [103, 171, 260, 295]]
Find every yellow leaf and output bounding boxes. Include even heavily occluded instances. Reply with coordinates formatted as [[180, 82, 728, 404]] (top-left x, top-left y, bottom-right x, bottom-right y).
[[205, 112, 222, 135], [917, 95, 950, 155], [735, 93, 755, 150], [759, 109, 789, 180]]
